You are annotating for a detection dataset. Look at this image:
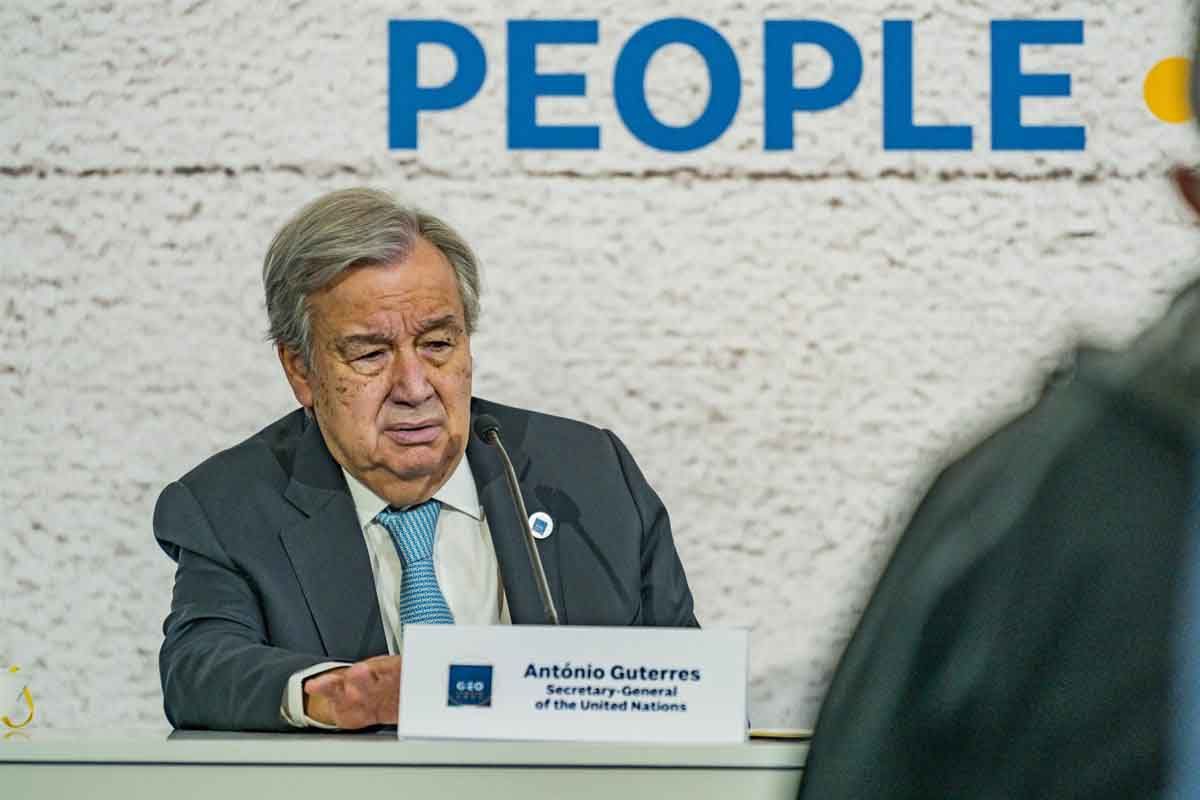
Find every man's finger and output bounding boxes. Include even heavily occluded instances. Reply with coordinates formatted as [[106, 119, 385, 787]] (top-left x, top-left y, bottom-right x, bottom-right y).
[[337, 680, 368, 709], [338, 663, 370, 689], [304, 669, 347, 696]]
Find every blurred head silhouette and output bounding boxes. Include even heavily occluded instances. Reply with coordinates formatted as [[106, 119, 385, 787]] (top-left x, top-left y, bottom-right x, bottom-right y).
[[799, 18, 1200, 800]]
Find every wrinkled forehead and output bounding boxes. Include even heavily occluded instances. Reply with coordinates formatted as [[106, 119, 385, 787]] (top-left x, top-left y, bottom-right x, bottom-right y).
[[309, 256, 466, 336]]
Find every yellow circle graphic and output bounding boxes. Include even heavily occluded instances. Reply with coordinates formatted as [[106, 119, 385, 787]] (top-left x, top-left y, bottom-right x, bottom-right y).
[[1145, 57, 1193, 124]]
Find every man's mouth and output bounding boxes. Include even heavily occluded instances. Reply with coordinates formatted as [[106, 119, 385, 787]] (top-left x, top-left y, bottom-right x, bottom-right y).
[[383, 421, 442, 445]]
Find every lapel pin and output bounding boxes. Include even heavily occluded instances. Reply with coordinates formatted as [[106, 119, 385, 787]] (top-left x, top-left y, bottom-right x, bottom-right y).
[[528, 511, 554, 540]]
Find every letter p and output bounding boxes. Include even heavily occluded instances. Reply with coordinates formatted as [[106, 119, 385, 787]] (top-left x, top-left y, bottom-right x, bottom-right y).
[[764, 21, 863, 150], [389, 20, 487, 149]]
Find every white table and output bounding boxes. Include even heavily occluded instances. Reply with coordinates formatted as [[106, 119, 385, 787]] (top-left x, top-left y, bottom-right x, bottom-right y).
[[1, 729, 807, 799]]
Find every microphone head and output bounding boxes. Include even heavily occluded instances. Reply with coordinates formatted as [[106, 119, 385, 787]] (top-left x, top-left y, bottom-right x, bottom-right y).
[[473, 413, 502, 443]]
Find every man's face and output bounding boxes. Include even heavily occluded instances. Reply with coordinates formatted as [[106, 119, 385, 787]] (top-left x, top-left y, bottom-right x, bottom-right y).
[[279, 238, 473, 507]]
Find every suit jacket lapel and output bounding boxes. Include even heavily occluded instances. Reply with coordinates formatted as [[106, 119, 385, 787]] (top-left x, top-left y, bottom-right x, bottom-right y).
[[468, 400, 566, 625], [278, 415, 387, 659]]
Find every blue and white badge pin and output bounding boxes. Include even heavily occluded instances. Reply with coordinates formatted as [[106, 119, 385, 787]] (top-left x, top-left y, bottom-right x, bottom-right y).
[[528, 511, 554, 539]]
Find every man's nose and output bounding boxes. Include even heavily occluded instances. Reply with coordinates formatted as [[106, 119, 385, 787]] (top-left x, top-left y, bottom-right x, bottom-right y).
[[387, 350, 435, 406]]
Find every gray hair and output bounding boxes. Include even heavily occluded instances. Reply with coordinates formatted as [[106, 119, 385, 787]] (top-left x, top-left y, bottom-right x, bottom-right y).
[[262, 187, 481, 365]]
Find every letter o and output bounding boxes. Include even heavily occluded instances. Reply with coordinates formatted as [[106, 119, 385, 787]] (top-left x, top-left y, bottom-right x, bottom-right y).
[[614, 18, 741, 151]]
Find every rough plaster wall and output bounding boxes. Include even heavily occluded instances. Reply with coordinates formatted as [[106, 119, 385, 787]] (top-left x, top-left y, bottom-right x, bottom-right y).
[[3, 0, 1199, 729]]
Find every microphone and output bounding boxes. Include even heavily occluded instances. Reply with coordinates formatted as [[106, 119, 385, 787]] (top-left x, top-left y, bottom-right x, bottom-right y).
[[473, 414, 560, 625]]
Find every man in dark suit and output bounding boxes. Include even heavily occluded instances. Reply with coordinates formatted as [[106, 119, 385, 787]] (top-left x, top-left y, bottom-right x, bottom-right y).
[[155, 188, 697, 731], [797, 161, 1200, 796]]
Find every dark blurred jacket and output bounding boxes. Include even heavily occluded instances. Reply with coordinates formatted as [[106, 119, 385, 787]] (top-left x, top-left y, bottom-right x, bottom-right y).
[[799, 283, 1200, 799]]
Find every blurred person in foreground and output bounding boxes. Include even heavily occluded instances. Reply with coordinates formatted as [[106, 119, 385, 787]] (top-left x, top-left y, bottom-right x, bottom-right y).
[[154, 189, 697, 731], [798, 36, 1200, 800]]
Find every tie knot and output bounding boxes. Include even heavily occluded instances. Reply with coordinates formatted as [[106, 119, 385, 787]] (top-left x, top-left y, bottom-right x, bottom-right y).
[[376, 499, 441, 567]]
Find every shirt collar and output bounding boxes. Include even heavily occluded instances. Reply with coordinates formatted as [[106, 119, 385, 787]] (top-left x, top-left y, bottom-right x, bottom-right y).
[[342, 455, 482, 530]]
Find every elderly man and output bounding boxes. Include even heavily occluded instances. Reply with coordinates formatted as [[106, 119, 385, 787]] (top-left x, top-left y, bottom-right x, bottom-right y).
[[154, 189, 697, 731]]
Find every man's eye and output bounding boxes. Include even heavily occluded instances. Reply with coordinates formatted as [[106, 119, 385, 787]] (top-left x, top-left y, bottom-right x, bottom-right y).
[[356, 350, 386, 362], [424, 340, 452, 351]]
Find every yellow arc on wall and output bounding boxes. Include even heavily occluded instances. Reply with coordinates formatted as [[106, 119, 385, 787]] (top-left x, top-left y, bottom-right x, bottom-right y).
[[2, 665, 34, 730], [1145, 57, 1194, 123]]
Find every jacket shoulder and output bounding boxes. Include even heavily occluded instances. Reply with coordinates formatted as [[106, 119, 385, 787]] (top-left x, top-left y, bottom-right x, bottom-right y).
[[154, 409, 311, 560], [472, 396, 612, 448], [174, 408, 309, 494]]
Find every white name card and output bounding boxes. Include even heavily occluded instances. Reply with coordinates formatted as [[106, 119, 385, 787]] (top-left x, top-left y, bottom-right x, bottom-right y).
[[398, 625, 747, 744]]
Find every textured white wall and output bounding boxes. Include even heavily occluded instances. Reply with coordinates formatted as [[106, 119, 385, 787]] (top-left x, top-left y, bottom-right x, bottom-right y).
[[3, 0, 1199, 730]]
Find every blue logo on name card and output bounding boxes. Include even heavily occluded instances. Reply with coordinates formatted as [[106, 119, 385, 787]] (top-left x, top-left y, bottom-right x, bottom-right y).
[[448, 664, 493, 707]]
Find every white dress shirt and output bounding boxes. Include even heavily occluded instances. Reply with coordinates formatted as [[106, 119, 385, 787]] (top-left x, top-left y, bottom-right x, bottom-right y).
[[281, 456, 509, 728]]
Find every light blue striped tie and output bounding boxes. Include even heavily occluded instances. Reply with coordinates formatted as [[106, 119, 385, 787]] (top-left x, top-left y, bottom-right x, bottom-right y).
[[377, 500, 455, 625]]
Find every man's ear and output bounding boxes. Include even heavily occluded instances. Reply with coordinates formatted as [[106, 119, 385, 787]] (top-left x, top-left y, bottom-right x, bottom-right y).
[[1172, 166, 1200, 222], [278, 344, 315, 409]]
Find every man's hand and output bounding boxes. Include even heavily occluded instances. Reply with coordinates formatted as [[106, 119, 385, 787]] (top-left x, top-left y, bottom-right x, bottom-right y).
[[303, 655, 402, 729]]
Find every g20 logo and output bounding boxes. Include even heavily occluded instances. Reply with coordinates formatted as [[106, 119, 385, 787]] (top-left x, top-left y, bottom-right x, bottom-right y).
[[447, 663, 493, 707], [388, 17, 1085, 152]]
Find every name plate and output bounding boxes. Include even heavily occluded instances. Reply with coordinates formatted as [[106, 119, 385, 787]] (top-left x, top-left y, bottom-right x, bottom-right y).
[[398, 625, 747, 744]]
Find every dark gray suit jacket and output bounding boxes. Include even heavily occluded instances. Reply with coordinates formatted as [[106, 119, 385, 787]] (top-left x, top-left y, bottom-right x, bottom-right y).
[[798, 286, 1200, 799], [155, 397, 698, 731]]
